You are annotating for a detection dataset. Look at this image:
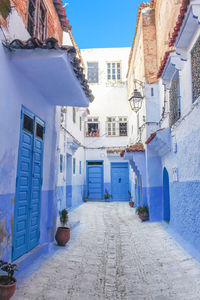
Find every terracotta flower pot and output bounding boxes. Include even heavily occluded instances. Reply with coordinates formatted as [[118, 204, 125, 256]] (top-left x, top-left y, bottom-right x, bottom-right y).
[[129, 201, 134, 207], [83, 198, 88, 202], [55, 227, 70, 246], [0, 276, 17, 300], [139, 214, 149, 222]]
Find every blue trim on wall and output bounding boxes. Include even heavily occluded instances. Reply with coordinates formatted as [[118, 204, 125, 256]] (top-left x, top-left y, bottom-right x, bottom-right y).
[[147, 186, 163, 221]]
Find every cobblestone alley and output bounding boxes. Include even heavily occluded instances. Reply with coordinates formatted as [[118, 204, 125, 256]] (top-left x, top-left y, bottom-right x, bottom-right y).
[[13, 203, 200, 300]]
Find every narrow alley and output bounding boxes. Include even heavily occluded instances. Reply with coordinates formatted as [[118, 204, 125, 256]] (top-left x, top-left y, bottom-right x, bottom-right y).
[[13, 203, 200, 300]]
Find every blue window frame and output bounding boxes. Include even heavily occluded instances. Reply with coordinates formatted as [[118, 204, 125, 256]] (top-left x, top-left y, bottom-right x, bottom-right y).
[[79, 161, 82, 174], [73, 158, 76, 174], [60, 154, 63, 173], [73, 107, 76, 123]]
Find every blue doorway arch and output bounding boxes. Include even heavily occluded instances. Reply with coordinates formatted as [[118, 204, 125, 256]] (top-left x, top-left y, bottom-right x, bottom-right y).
[[163, 167, 170, 222]]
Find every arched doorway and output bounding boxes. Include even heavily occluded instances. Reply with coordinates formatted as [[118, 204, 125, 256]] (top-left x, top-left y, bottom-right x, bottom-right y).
[[163, 167, 170, 222]]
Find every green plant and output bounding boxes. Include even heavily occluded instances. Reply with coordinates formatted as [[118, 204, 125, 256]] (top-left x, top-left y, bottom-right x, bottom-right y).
[[128, 191, 133, 201], [104, 189, 112, 200], [136, 206, 149, 216], [0, 0, 11, 19], [0, 260, 18, 285], [87, 190, 90, 198], [59, 209, 68, 227]]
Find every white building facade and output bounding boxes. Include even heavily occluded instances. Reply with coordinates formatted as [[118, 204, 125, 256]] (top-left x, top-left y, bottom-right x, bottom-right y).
[[80, 48, 133, 201]]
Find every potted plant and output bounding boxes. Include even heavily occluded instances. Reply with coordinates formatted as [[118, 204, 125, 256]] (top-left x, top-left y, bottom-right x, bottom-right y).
[[0, 260, 18, 300], [128, 191, 134, 207], [83, 191, 89, 202], [104, 189, 112, 202], [136, 206, 149, 222], [55, 209, 70, 246]]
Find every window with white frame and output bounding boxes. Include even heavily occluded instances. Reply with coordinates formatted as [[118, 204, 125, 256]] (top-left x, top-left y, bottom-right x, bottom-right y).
[[86, 117, 99, 137], [107, 62, 121, 82], [106, 117, 128, 136], [87, 62, 98, 83]]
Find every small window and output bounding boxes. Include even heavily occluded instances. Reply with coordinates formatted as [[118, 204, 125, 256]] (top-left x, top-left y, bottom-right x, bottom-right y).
[[27, 0, 47, 41], [151, 88, 154, 97], [36, 123, 44, 140], [169, 71, 181, 126], [73, 158, 76, 174], [23, 114, 33, 134], [87, 161, 103, 165], [87, 62, 98, 83], [119, 123, 127, 136], [80, 117, 82, 131], [60, 154, 63, 173], [79, 161, 82, 174], [106, 116, 127, 136], [107, 62, 121, 82], [73, 108, 76, 123], [191, 37, 200, 102], [86, 117, 99, 137]]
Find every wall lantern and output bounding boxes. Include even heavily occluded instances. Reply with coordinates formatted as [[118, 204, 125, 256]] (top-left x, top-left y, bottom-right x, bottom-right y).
[[128, 79, 145, 113]]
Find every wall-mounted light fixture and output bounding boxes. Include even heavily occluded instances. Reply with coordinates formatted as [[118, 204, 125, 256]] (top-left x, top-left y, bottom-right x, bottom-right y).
[[128, 79, 145, 113]]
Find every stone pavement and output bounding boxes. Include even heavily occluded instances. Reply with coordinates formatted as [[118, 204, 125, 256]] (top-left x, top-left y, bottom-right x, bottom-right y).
[[13, 202, 200, 300]]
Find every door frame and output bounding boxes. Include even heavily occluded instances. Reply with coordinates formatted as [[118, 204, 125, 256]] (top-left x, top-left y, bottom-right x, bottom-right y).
[[12, 106, 45, 261], [86, 160, 104, 200], [110, 162, 129, 201]]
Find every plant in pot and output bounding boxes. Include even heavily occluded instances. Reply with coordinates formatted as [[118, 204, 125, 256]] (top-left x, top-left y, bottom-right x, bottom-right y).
[[104, 189, 112, 202], [55, 209, 70, 246], [0, 260, 18, 300], [83, 190, 90, 202], [136, 206, 149, 222], [128, 191, 134, 207]]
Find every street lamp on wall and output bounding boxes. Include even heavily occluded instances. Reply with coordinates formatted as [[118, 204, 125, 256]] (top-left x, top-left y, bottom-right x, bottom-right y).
[[128, 79, 145, 113]]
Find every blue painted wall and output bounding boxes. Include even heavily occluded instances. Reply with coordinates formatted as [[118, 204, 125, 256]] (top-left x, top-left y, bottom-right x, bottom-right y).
[[0, 44, 59, 261], [169, 180, 200, 252]]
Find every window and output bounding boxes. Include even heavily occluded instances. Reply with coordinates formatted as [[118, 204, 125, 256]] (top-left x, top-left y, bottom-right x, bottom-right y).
[[107, 62, 121, 82], [86, 117, 99, 137], [191, 37, 200, 102], [73, 107, 76, 123], [23, 114, 33, 134], [27, 0, 47, 41], [151, 88, 154, 97], [79, 161, 82, 175], [106, 117, 128, 136], [60, 154, 63, 173], [73, 158, 76, 174], [169, 71, 181, 126], [36, 123, 44, 139], [87, 62, 98, 83], [80, 117, 82, 131]]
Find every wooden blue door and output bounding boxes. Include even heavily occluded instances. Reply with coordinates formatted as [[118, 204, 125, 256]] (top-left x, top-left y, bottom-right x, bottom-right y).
[[12, 108, 44, 260], [111, 163, 129, 201], [87, 161, 103, 200]]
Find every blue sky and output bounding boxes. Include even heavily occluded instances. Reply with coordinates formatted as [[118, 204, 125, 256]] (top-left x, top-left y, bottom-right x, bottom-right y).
[[66, 0, 144, 49]]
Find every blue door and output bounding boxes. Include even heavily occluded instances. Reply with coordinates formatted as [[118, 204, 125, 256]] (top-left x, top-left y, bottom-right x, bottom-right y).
[[111, 163, 129, 201], [87, 161, 103, 200], [163, 167, 170, 222], [12, 108, 44, 260]]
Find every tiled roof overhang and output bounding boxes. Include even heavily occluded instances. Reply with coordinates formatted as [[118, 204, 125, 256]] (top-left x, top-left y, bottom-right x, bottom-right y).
[[53, 0, 72, 31], [145, 128, 171, 156], [120, 142, 145, 157], [4, 37, 94, 106]]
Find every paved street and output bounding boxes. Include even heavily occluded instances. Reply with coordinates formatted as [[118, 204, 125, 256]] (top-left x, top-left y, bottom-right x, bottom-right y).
[[13, 203, 200, 300]]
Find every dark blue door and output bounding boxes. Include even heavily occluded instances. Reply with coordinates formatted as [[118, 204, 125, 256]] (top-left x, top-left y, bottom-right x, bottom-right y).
[[163, 167, 170, 222], [12, 108, 44, 260], [87, 161, 103, 200], [111, 163, 129, 201]]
